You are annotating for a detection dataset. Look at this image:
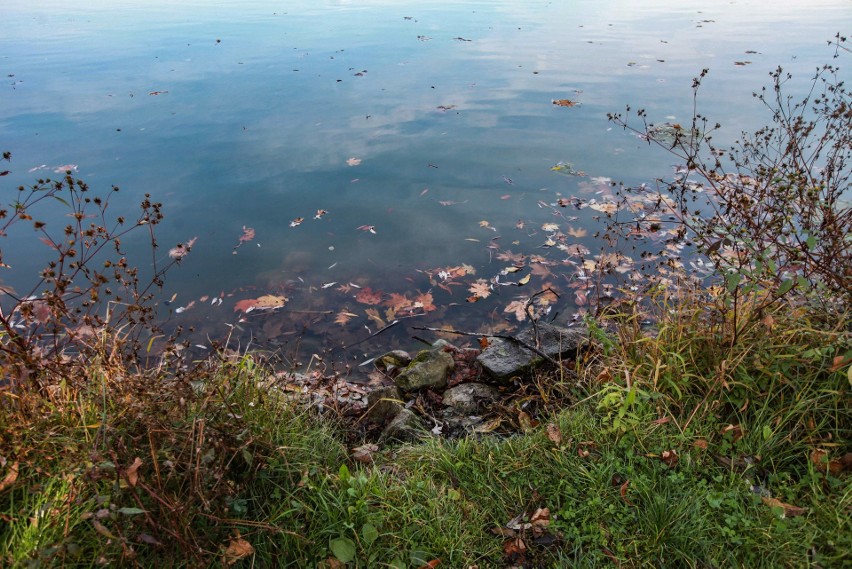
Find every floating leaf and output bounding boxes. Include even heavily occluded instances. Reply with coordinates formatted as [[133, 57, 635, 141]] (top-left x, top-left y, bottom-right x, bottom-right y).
[[289, 217, 304, 227], [365, 308, 385, 328], [357, 224, 377, 234], [468, 279, 491, 299], [334, 311, 358, 325], [552, 99, 578, 107], [355, 287, 383, 305], [168, 236, 197, 260], [346, 157, 362, 166], [504, 300, 528, 322], [234, 295, 288, 313], [314, 209, 329, 219]]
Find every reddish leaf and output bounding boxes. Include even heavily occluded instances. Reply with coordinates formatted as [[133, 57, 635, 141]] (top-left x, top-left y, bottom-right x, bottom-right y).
[[0, 462, 19, 492], [761, 497, 806, 517], [355, 287, 383, 305]]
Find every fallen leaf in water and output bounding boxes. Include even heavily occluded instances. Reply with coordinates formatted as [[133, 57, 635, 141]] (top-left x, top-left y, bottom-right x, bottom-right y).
[[234, 226, 255, 249], [346, 157, 362, 166], [289, 217, 304, 227], [588, 201, 618, 214], [334, 311, 358, 325], [566, 226, 587, 238], [0, 171, 9, 177], [53, 164, 78, 173], [552, 99, 578, 107], [468, 279, 491, 299], [234, 295, 288, 313], [414, 292, 437, 312], [365, 308, 385, 328], [517, 274, 531, 286], [356, 225, 377, 234], [314, 209, 329, 219], [148, 90, 169, 95], [355, 287, 383, 305], [504, 299, 528, 322]]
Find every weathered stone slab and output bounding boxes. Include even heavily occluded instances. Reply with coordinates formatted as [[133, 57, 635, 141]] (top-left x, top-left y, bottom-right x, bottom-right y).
[[381, 408, 427, 442], [363, 386, 404, 424], [477, 323, 587, 382]]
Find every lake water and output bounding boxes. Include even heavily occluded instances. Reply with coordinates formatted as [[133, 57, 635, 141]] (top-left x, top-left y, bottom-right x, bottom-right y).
[[2, 0, 850, 372]]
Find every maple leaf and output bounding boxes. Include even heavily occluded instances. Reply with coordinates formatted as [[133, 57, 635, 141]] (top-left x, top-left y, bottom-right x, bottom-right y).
[[224, 534, 255, 565], [468, 279, 491, 299], [566, 226, 587, 238], [334, 311, 358, 325], [384, 292, 412, 311], [541, 222, 559, 232], [355, 287, 383, 305], [346, 157, 362, 166], [414, 292, 436, 312], [314, 209, 328, 219], [289, 217, 304, 227], [233, 295, 288, 313], [234, 226, 255, 249], [496, 250, 526, 263], [504, 299, 529, 322]]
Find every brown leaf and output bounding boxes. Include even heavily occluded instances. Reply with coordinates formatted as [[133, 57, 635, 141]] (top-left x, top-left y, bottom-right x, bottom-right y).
[[91, 520, 117, 539], [126, 457, 142, 487], [811, 448, 845, 476], [414, 292, 437, 312], [468, 279, 491, 299], [334, 311, 358, 326], [721, 424, 744, 442], [693, 439, 709, 450], [660, 449, 679, 468], [417, 560, 441, 569], [0, 462, 19, 492], [355, 287, 383, 305], [619, 479, 634, 506], [224, 535, 255, 565], [761, 497, 806, 517], [351, 444, 379, 464], [365, 308, 385, 328], [530, 507, 550, 530], [346, 157, 362, 166], [546, 423, 562, 446]]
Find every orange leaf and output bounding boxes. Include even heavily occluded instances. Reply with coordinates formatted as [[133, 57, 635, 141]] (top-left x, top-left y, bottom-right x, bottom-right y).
[[552, 99, 578, 107], [417, 560, 441, 569]]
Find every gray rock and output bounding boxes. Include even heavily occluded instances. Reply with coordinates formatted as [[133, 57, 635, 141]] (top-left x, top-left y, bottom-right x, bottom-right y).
[[364, 386, 404, 424], [374, 350, 412, 374], [477, 323, 587, 383], [381, 408, 427, 442], [393, 348, 454, 392], [442, 382, 500, 413]]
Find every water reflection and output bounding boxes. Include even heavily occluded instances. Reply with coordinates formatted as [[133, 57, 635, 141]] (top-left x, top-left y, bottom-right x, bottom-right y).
[[1, 0, 849, 371]]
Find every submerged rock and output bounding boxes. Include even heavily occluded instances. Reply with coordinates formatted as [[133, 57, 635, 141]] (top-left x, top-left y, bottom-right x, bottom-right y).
[[477, 323, 587, 383], [393, 348, 454, 392], [374, 350, 412, 375]]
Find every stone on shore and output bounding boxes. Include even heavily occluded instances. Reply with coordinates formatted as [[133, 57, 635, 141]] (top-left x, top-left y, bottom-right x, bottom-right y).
[[477, 323, 587, 383]]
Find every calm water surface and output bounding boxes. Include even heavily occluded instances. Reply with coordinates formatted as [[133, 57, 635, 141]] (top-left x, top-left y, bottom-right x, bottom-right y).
[[2, 0, 850, 370]]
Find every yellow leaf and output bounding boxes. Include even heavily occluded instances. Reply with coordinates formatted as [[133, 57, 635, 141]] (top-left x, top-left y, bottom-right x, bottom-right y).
[[518, 274, 531, 286], [91, 520, 117, 539], [365, 308, 385, 328]]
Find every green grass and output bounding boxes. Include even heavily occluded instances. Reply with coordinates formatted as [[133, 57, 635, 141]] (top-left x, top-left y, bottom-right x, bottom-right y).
[[1, 296, 850, 567]]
